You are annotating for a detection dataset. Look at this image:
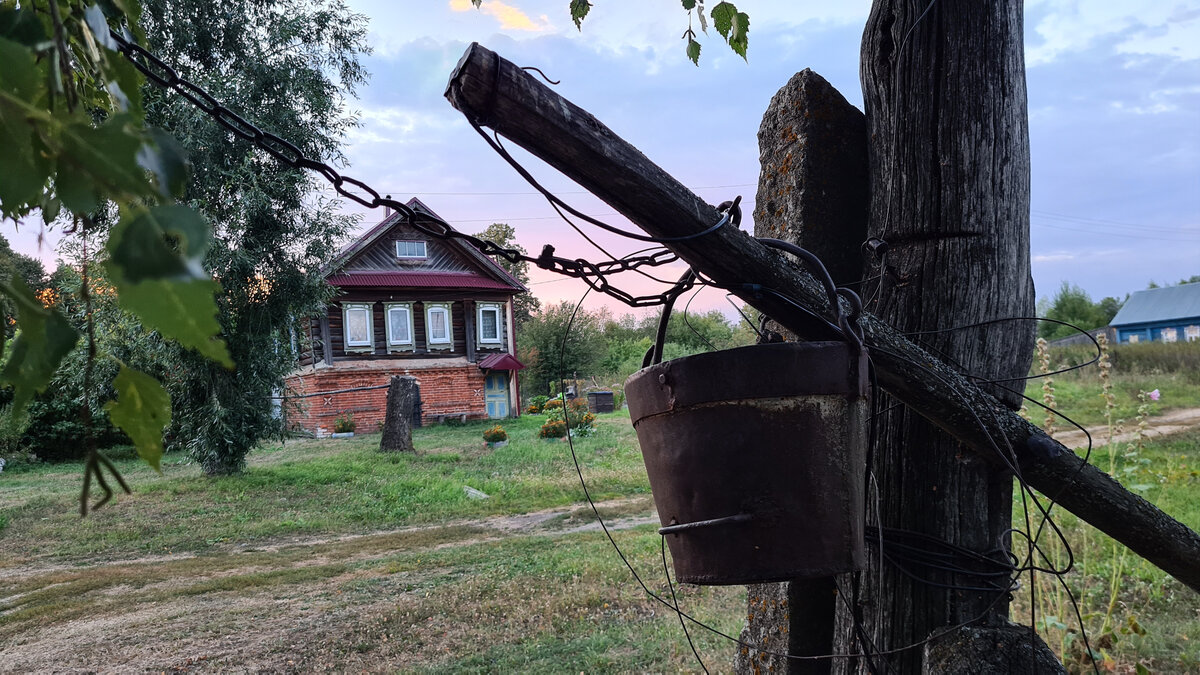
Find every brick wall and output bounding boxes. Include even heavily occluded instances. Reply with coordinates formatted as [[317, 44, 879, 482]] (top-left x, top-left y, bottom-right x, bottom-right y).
[[283, 365, 488, 437]]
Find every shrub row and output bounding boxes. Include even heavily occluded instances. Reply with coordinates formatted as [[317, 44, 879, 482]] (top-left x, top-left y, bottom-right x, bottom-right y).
[[1048, 341, 1200, 378]]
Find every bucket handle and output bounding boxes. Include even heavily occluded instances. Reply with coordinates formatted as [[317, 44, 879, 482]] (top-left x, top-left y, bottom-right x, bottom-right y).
[[643, 237, 864, 368]]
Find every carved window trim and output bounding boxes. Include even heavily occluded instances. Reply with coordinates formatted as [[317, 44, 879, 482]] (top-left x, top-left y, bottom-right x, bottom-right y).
[[426, 302, 453, 349], [477, 303, 503, 345], [385, 302, 415, 350], [342, 303, 373, 352]]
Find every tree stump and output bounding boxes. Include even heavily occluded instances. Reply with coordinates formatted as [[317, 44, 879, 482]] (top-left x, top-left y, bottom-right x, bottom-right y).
[[379, 376, 418, 453]]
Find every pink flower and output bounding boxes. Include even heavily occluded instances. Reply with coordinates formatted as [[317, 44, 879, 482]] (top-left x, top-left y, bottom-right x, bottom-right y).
[[1148, 389, 1161, 401]]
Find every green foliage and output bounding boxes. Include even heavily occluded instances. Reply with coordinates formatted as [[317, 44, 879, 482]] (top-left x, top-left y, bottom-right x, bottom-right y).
[[472, 222, 540, 327], [1046, 341, 1200, 384], [482, 424, 507, 443], [0, 234, 47, 339], [709, 2, 749, 59], [519, 301, 606, 396], [0, 1, 232, 495], [104, 365, 170, 471], [137, 0, 369, 475], [1037, 281, 1123, 341], [546, 398, 596, 437], [525, 394, 550, 414], [333, 412, 356, 434], [0, 278, 79, 423], [569, 0, 591, 29]]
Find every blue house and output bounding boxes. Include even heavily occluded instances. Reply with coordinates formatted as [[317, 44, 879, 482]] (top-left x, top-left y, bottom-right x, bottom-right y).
[[1110, 284, 1200, 344]]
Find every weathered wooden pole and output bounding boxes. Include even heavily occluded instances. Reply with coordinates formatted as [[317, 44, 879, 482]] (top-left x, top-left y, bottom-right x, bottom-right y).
[[379, 375, 418, 453], [842, 1, 1036, 670], [443, 43, 1200, 593]]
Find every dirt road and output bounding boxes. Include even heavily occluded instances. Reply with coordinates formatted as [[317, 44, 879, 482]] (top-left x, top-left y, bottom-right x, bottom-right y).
[[1052, 406, 1200, 450], [0, 497, 664, 673]]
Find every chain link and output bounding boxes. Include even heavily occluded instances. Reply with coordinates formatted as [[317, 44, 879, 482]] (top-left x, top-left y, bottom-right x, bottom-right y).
[[109, 28, 707, 308]]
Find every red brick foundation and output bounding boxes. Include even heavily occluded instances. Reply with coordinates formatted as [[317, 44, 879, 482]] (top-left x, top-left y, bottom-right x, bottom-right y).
[[284, 364, 489, 437]]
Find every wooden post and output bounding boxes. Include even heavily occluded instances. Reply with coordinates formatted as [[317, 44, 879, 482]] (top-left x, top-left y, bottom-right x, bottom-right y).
[[844, 1, 1035, 668], [444, 43, 1200, 593], [380, 375, 418, 453], [737, 68, 870, 675]]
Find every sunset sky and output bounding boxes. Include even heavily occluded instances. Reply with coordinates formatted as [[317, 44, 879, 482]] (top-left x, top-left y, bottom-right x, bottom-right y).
[[10, 1, 1199, 320]]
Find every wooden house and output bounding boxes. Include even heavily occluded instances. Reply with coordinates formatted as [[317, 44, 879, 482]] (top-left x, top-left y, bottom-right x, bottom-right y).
[[1110, 284, 1200, 344], [285, 198, 526, 437]]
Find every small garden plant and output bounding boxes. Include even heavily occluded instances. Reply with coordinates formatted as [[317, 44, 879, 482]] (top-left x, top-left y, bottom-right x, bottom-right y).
[[482, 425, 508, 443], [525, 395, 550, 414], [333, 412, 356, 434], [540, 398, 596, 439]]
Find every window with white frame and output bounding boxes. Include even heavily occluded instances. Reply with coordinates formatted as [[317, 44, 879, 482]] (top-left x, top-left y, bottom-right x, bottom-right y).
[[385, 303, 414, 348], [1186, 325, 1200, 342], [395, 240, 427, 259], [1161, 327, 1178, 343], [477, 303, 503, 345], [1128, 334, 1140, 344], [425, 302, 453, 348], [343, 303, 373, 351]]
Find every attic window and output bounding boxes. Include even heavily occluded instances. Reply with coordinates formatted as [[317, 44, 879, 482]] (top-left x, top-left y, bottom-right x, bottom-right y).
[[396, 240, 427, 259]]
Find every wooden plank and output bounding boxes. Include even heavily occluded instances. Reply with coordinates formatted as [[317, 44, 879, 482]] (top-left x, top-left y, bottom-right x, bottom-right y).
[[444, 42, 1200, 592]]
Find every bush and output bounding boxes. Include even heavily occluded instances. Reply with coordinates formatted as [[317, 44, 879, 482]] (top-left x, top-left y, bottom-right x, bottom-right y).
[[1049, 341, 1200, 381], [525, 395, 550, 415], [546, 398, 596, 437], [543, 397, 564, 411], [539, 418, 567, 438], [483, 425, 508, 443], [333, 412, 356, 433]]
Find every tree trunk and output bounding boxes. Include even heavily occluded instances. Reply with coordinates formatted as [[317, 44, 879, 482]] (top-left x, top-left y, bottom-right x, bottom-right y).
[[379, 375, 418, 453], [836, 1, 1036, 671]]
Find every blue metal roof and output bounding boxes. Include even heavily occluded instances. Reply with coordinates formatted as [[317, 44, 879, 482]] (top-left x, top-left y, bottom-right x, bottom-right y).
[[1110, 284, 1200, 327]]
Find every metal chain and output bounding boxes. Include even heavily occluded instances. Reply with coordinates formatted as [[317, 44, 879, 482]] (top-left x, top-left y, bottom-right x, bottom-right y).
[[108, 28, 718, 308]]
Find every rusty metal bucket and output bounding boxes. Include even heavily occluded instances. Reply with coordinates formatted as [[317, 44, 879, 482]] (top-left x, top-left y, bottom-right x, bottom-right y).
[[625, 239, 869, 585]]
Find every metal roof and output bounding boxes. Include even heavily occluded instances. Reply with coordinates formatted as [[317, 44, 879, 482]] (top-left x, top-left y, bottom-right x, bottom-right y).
[[1110, 284, 1200, 327], [477, 352, 525, 370], [325, 271, 519, 291]]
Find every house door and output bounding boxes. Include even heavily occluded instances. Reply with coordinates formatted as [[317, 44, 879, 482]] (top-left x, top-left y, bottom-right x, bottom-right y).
[[485, 372, 509, 418]]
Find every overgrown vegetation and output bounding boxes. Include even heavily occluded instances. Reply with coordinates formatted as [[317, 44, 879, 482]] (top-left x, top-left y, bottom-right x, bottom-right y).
[[1016, 337, 1200, 672], [518, 301, 757, 398]]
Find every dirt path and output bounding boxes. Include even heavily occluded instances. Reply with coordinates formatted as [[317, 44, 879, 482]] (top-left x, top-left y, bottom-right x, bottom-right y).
[[0, 496, 661, 674], [1051, 406, 1200, 450]]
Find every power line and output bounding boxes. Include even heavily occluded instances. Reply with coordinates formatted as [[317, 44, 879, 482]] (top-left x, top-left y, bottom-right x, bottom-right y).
[[1032, 209, 1196, 233]]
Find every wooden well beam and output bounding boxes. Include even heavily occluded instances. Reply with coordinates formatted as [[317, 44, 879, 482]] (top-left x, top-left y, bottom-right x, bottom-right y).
[[445, 42, 1200, 592]]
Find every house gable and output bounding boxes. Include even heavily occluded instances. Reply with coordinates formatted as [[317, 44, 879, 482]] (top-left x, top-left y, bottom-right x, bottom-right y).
[[325, 198, 526, 291]]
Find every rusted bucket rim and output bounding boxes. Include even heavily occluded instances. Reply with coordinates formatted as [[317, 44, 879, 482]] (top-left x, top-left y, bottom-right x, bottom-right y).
[[626, 341, 868, 423]]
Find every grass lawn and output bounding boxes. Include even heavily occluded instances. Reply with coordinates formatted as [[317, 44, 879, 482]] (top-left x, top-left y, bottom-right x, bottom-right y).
[[1024, 370, 1200, 429], [0, 411, 649, 563]]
